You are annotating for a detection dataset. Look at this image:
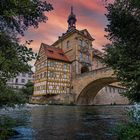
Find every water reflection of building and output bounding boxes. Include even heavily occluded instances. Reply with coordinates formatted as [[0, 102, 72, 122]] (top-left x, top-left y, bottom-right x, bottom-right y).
[[32, 7, 128, 105]]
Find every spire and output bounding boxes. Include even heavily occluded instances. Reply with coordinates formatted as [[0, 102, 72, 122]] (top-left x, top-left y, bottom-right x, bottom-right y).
[[67, 6, 77, 31], [71, 6, 73, 14]]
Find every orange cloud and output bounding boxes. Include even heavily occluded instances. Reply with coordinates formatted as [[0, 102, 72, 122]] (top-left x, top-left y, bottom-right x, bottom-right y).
[[23, 0, 110, 53]]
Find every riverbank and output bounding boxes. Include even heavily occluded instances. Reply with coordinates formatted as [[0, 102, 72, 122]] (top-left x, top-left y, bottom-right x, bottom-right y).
[[0, 115, 19, 140]]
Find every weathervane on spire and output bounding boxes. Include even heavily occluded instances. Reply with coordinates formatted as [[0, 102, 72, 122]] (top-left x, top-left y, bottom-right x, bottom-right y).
[[67, 6, 77, 31]]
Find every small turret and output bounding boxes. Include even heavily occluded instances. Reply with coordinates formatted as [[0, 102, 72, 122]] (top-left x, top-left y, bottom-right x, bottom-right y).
[[67, 6, 77, 31]]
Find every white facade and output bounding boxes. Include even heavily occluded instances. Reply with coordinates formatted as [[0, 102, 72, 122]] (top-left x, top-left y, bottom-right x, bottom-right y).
[[7, 72, 33, 89]]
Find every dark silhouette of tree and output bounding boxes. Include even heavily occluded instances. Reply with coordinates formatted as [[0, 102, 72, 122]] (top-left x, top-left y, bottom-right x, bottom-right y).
[[0, 0, 53, 83], [104, 0, 140, 102]]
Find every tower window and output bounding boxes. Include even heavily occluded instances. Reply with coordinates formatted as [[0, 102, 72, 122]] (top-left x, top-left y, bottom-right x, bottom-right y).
[[78, 39, 82, 46], [86, 55, 90, 61], [67, 41, 70, 48], [80, 52, 83, 60], [85, 41, 89, 47]]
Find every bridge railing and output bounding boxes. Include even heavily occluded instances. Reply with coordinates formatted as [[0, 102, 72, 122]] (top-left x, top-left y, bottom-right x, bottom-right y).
[[75, 67, 113, 79]]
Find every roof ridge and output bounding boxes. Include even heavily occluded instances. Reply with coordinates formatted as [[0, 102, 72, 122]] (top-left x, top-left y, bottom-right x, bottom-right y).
[[42, 43, 64, 51]]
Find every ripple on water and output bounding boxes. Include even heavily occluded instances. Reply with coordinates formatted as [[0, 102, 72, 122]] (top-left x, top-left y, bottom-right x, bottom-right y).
[[0, 104, 48, 114], [76, 132, 93, 140], [0, 105, 129, 140], [9, 127, 34, 140]]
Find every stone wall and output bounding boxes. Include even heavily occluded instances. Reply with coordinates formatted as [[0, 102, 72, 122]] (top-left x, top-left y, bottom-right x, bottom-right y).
[[93, 86, 129, 105], [30, 93, 75, 105]]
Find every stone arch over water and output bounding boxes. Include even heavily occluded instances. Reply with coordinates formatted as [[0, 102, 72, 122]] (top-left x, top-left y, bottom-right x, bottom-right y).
[[76, 77, 118, 105], [72, 68, 119, 105]]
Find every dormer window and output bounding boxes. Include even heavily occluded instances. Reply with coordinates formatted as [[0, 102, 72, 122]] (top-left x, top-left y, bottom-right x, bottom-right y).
[[84, 31, 87, 36], [59, 53, 64, 56], [67, 41, 70, 48], [48, 50, 53, 53]]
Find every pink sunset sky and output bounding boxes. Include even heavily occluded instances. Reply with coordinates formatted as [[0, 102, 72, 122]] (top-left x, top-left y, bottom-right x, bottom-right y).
[[24, 0, 112, 53]]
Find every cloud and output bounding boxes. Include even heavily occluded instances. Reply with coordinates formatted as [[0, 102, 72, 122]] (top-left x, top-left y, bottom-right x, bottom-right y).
[[23, 0, 110, 52]]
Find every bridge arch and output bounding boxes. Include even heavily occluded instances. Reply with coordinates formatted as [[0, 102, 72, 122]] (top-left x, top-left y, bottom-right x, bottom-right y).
[[76, 77, 117, 105], [72, 67, 118, 105]]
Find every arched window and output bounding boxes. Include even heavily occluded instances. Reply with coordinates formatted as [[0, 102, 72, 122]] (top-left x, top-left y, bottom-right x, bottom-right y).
[[81, 66, 89, 74]]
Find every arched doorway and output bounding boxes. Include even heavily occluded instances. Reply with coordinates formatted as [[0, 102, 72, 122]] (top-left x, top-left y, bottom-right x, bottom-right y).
[[81, 66, 89, 74]]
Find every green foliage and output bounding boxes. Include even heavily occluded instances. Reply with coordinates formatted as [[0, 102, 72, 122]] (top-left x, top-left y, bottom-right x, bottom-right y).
[[128, 105, 140, 122], [0, 116, 17, 140], [0, 81, 34, 107], [114, 104, 140, 140], [0, 0, 53, 82], [115, 122, 140, 140], [0, 33, 36, 83], [0, 83, 27, 107], [0, 0, 53, 35], [0, 0, 53, 106], [104, 0, 140, 102], [21, 81, 34, 99]]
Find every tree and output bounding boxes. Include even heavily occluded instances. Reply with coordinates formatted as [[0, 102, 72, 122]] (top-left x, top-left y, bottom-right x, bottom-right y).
[[104, 0, 140, 102], [21, 81, 34, 99], [0, 0, 53, 35], [0, 0, 53, 83], [0, 0, 53, 106]]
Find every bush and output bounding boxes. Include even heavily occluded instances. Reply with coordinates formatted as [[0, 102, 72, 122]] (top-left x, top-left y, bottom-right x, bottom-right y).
[[115, 104, 140, 140], [128, 104, 140, 123], [115, 122, 140, 140], [0, 116, 17, 140], [0, 80, 35, 107], [21, 82, 34, 99], [0, 83, 27, 107]]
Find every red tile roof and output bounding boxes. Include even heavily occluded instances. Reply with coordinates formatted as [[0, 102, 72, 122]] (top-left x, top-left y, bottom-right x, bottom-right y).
[[41, 43, 70, 63]]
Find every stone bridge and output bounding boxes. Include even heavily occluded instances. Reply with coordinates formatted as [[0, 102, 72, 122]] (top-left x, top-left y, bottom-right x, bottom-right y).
[[72, 67, 118, 105]]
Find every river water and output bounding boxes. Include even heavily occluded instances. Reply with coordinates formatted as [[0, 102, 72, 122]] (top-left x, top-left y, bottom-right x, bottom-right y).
[[0, 105, 129, 140]]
